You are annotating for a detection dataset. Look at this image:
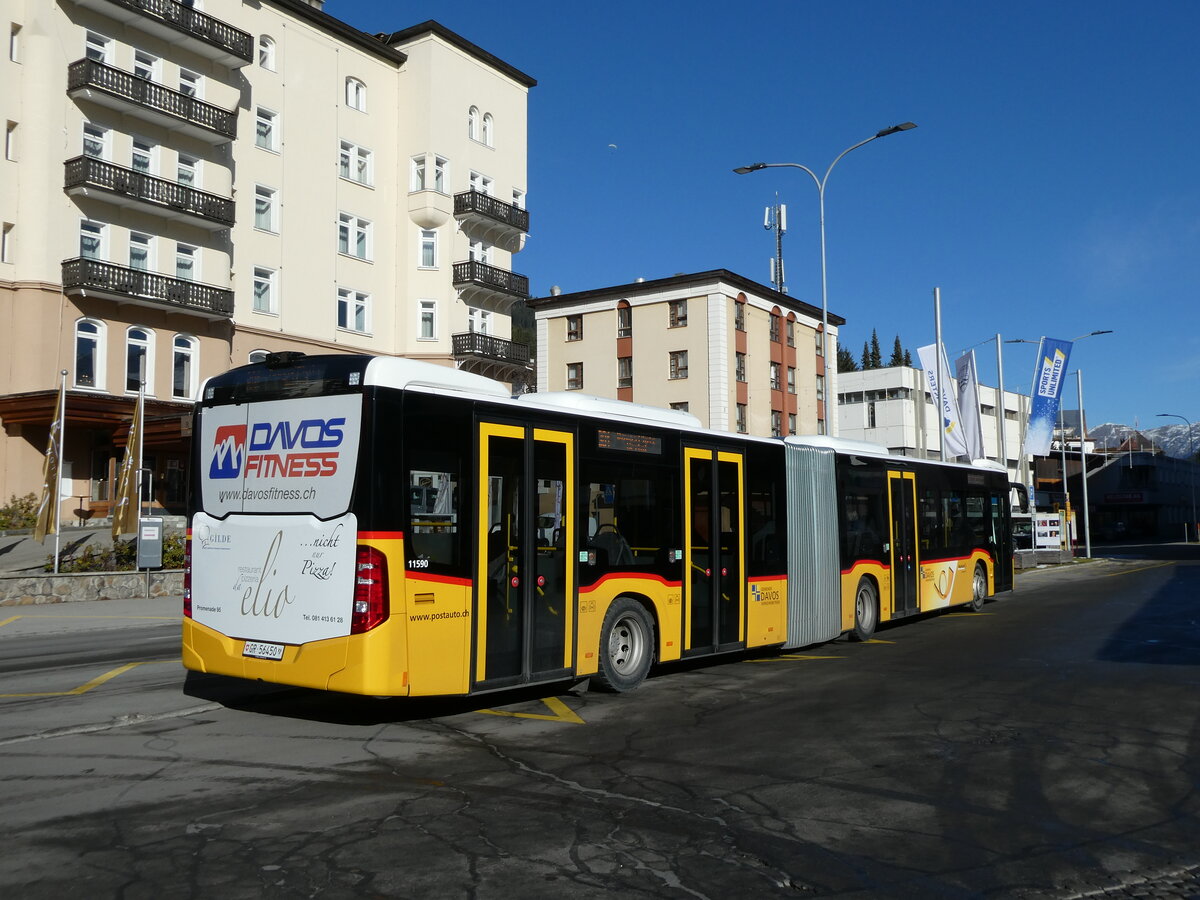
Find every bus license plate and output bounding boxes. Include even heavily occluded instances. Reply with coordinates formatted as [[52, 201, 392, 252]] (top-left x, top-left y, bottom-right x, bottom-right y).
[[243, 641, 285, 661]]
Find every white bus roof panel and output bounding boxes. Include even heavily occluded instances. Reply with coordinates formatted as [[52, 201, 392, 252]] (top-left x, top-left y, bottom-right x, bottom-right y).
[[363, 357, 511, 399], [519, 392, 703, 430]]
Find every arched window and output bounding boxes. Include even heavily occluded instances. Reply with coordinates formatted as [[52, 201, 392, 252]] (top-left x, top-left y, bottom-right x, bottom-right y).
[[345, 77, 366, 111], [482, 112, 493, 146], [74, 319, 105, 389], [248, 350, 268, 364], [126, 327, 153, 394], [258, 35, 275, 70], [172, 334, 198, 400], [468, 106, 479, 141]]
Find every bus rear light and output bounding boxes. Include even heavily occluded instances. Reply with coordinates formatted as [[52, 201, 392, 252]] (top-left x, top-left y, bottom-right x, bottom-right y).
[[183, 533, 192, 619], [351, 545, 389, 633]]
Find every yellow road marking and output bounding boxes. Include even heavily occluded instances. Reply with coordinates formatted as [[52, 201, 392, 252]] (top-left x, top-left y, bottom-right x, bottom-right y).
[[1103, 561, 1174, 577], [478, 696, 584, 724], [774, 654, 843, 661], [944, 612, 994, 618], [0, 660, 170, 699], [0, 614, 176, 630], [865, 638, 895, 644]]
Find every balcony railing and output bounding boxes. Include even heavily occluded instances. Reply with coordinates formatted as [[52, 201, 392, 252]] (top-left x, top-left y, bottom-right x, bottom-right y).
[[452, 260, 530, 300], [62, 258, 233, 318], [67, 58, 237, 140], [453, 190, 530, 233], [80, 0, 253, 64], [64, 156, 235, 227], [452, 332, 531, 367]]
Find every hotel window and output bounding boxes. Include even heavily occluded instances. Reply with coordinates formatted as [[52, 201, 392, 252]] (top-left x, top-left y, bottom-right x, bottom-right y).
[[418, 300, 437, 340], [345, 77, 366, 111], [565, 315, 582, 341], [468, 240, 491, 265], [172, 334, 198, 400], [0, 223, 11, 263], [419, 229, 437, 268], [482, 113, 494, 147], [338, 214, 371, 260], [337, 287, 370, 333], [468, 306, 490, 334], [786, 319, 795, 347], [131, 138, 154, 175], [85, 31, 111, 63], [133, 50, 158, 82], [769, 314, 781, 342], [668, 299, 687, 328], [339, 141, 371, 184], [74, 320, 104, 389], [79, 220, 104, 259], [512, 188, 525, 210], [83, 123, 108, 159], [176, 243, 196, 281], [787, 366, 796, 393], [410, 155, 426, 191], [129, 232, 151, 271], [735, 299, 746, 331], [434, 156, 447, 192], [9, 24, 19, 63], [670, 401, 689, 412], [617, 356, 632, 389], [771, 411, 783, 437], [258, 36, 275, 70], [617, 302, 631, 338], [669, 350, 688, 380], [470, 171, 493, 195], [177, 154, 197, 187], [770, 362, 781, 391], [468, 106, 479, 141], [816, 330, 825, 357], [253, 266, 276, 313], [736, 403, 747, 434], [126, 327, 152, 393], [254, 185, 277, 232], [817, 374, 826, 401], [179, 68, 202, 98], [788, 413, 797, 435], [255, 108, 278, 151], [566, 363, 583, 391], [735, 352, 746, 383]]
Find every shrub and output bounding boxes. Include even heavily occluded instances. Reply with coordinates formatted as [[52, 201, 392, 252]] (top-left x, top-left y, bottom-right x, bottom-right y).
[[48, 533, 187, 572], [0, 493, 40, 530]]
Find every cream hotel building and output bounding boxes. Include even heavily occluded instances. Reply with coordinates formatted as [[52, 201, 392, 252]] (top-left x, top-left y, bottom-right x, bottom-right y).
[[0, 0, 534, 522]]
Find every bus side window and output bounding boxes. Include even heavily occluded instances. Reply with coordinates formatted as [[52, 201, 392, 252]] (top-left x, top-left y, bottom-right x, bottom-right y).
[[407, 468, 458, 566]]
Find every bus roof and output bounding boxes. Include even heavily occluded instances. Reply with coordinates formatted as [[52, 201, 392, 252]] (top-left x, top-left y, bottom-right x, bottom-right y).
[[363, 356, 511, 399], [517, 391, 703, 430]]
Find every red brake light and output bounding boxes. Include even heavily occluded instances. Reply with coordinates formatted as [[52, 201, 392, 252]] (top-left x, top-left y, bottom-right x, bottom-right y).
[[183, 531, 192, 619], [351, 545, 388, 633]]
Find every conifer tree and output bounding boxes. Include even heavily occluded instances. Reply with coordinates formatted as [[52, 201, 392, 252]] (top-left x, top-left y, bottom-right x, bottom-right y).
[[869, 330, 882, 368], [837, 346, 858, 372], [889, 336, 905, 367], [861, 341, 872, 370], [903, 349, 913, 367]]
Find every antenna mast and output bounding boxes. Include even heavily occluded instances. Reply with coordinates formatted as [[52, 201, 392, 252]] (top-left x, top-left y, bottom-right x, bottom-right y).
[[764, 193, 787, 293]]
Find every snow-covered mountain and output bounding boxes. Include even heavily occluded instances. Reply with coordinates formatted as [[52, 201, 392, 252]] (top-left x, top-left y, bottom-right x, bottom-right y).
[[1088, 422, 1197, 459]]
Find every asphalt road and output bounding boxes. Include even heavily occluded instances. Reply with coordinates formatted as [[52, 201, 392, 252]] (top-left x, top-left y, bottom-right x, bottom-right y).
[[1, 547, 1198, 899]]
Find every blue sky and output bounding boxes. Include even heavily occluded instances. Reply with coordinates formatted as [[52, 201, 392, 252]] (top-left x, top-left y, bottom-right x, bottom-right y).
[[338, 0, 1199, 430]]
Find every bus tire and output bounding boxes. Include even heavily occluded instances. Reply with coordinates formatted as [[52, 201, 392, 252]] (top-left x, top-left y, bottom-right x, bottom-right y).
[[594, 597, 654, 693], [851, 577, 878, 642], [968, 562, 988, 612]]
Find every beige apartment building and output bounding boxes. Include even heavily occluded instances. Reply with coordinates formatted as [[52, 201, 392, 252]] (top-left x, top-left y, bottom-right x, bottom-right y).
[[0, 0, 534, 521], [529, 270, 844, 438]]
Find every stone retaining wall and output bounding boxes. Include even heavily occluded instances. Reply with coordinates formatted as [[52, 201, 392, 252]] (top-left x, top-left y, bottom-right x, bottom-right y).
[[0, 570, 184, 606]]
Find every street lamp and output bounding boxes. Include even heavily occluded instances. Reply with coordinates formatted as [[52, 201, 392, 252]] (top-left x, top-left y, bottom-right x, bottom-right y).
[[1156, 412, 1197, 542], [733, 121, 917, 436]]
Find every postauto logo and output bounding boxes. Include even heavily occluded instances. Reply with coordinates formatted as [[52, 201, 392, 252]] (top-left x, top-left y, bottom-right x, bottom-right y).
[[209, 418, 346, 479]]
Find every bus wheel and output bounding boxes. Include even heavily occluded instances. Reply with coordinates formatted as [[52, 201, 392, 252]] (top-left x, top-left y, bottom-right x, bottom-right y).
[[594, 597, 654, 693], [851, 578, 878, 642], [969, 563, 988, 612]]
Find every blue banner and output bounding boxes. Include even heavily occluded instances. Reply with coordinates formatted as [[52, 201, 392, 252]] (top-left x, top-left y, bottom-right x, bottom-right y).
[[1022, 337, 1073, 457]]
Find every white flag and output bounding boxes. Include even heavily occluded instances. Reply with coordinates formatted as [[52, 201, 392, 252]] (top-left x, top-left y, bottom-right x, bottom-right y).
[[918, 343, 969, 458], [955, 350, 986, 461]]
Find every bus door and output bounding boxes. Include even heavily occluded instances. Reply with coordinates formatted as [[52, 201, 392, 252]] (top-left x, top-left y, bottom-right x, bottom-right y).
[[683, 447, 745, 656], [475, 423, 574, 688], [888, 471, 918, 616]]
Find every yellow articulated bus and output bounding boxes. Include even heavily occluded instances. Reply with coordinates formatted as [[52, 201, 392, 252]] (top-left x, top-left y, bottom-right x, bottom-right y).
[[183, 353, 1014, 697]]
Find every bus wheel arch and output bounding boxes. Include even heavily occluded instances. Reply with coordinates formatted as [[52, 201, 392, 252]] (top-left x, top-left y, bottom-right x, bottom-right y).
[[968, 561, 989, 612], [850, 575, 879, 642], [593, 595, 656, 693]]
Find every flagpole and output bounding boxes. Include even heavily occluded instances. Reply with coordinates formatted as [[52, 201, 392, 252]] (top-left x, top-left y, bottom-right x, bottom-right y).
[[933, 287, 944, 461], [53, 369, 67, 574]]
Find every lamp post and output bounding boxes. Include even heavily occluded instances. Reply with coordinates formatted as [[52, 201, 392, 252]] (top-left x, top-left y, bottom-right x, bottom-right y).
[[1156, 412, 1197, 542], [734, 121, 917, 436]]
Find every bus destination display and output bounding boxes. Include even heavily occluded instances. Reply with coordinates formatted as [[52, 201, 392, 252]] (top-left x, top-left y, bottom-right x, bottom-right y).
[[597, 429, 662, 455]]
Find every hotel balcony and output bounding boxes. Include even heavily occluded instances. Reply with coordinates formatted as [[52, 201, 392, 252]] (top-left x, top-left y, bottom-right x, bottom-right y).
[[62, 258, 234, 319], [452, 260, 530, 315], [67, 58, 237, 143], [65, 156, 235, 230], [68, 0, 254, 68], [452, 332, 533, 386], [453, 190, 529, 253]]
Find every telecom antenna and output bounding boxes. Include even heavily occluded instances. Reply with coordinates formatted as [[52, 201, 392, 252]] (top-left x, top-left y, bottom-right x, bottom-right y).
[[764, 193, 787, 293]]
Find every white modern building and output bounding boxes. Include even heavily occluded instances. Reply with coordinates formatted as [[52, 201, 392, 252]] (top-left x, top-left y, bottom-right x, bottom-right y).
[[0, 0, 534, 520], [837, 365, 1031, 484]]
